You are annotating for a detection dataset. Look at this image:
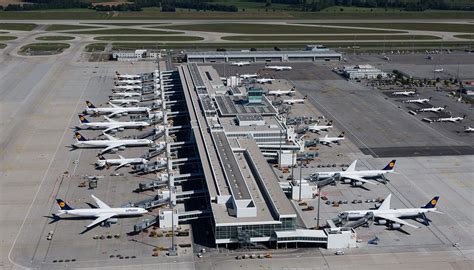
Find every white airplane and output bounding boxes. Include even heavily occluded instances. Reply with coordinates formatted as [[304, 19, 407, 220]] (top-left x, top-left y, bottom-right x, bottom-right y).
[[433, 68, 444, 73], [77, 115, 150, 133], [417, 105, 446, 113], [96, 155, 148, 170], [113, 85, 142, 92], [54, 195, 147, 229], [268, 89, 296, 96], [115, 79, 141, 86], [108, 99, 140, 106], [240, 74, 258, 79], [308, 121, 333, 133], [434, 115, 466, 123], [115, 71, 141, 80], [265, 65, 292, 71], [313, 159, 396, 186], [73, 132, 153, 154], [464, 126, 474, 133], [392, 90, 416, 97], [111, 92, 141, 98], [85, 101, 150, 118], [403, 97, 431, 104], [318, 132, 345, 146], [231, 61, 250, 66], [256, 78, 274, 84], [283, 98, 306, 105], [340, 194, 441, 229]]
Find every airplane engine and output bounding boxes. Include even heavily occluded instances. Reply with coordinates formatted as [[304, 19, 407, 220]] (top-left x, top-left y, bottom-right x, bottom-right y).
[[118, 146, 126, 151], [118, 128, 125, 132], [389, 223, 401, 230], [375, 219, 387, 225], [101, 218, 118, 227], [351, 181, 364, 187], [342, 179, 352, 184]]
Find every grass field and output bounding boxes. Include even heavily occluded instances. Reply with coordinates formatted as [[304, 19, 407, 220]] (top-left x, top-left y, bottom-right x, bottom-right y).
[[19, 42, 70, 53], [204, 0, 296, 11], [85, 43, 107, 52], [45, 24, 101, 31], [0, 43, 6, 49], [315, 23, 474, 33], [454, 34, 474, 39], [0, 23, 36, 31], [158, 23, 402, 34], [0, 36, 17, 41], [68, 28, 181, 35], [36, 36, 75, 41], [94, 36, 203, 41], [84, 23, 163, 26], [221, 35, 442, 41]]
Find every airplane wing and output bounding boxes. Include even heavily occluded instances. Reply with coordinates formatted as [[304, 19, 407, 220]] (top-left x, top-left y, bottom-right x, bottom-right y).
[[100, 143, 125, 154], [91, 195, 111, 209], [103, 125, 120, 134], [116, 161, 131, 170], [344, 175, 377, 185], [86, 213, 116, 228], [107, 110, 125, 118], [375, 214, 420, 229]]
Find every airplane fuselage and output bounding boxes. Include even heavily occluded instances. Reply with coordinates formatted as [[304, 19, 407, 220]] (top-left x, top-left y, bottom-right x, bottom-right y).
[[317, 169, 391, 180], [74, 139, 152, 148], [59, 207, 146, 217], [86, 107, 149, 115], [343, 207, 435, 220], [79, 121, 149, 130]]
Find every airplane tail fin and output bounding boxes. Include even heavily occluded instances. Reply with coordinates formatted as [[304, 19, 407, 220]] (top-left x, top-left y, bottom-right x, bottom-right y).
[[346, 160, 357, 172], [422, 196, 439, 209], [56, 199, 74, 210], [78, 114, 89, 124], [75, 132, 88, 142], [85, 101, 96, 109], [382, 160, 396, 171], [338, 132, 345, 138]]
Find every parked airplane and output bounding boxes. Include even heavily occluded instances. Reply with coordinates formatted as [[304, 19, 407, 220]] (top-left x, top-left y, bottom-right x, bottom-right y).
[[108, 98, 140, 106], [283, 97, 306, 105], [77, 115, 150, 133], [240, 74, 258, 79], [311, 159, 396, 186], [392, 90, 416, 97], [308, 121, 333, 133], [434, 115, 466, 123], [96, 155, 148, 170], [85, 101, 150, 118], [464, 126, 474, 133], [265, 65, 292, 71], [268, 89, 296, 96], [73, 132, 153, 154], [231, 61, 250, 66], [115, 79, 141, 86], [54, 195, 147, 228], [115, 71, 141, 80], [113, 85, 142, 92], [111, 92, 141, 98], [403, 97, 431, 104], [256, 78, 275, 84], [318, 132, 345, 146], [417, 105, 446, 113], [433, 68, 444, 73], [340, 193, 441, 229]]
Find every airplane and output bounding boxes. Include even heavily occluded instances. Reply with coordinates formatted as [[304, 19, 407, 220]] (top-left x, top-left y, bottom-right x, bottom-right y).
[[392, 90, 416, 97], [268, 89, 296, 97], [77, 115, 150, 133], [73, 132, 153, 154], [383, 55, 391, 61], [85, 101, 150, 118], [307, 121, 333, 133], [108, 99, 140, 106], [433, 68, 444, 73], [417, 105, 446, 113], [434, 115, 466, 123], [256, 78, 274, 84], [54, 195, 147, 229], [318, 132, 345, 146], [265, 65, 292, 71], [231, 61, 250, 66], [96, 155, 148, 170], [340, 193, 441, 229], [115, 79, 141, 86], [464, 126, 474, 133], [240, 74, 258, 79], [403, 97, 431, 104], [110, 92, 141, 98], [310, 159, 396, 186], [113, 85, 142, 92], [283, 97, 306, 105], [115, 71, 141, 80]]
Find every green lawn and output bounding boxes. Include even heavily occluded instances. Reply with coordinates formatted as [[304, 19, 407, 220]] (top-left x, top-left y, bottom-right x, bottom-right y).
[[204, 0, 297, 11], [46, 24, 102, 31], [94, 36, 203, 41], [0, 43, 6, 49], [84, 23, 163, 26], [222, 35, 441, 41], [315, 23, 474, 33], [0, 11, 112, 20], [158, 23, 402, 34], [68, 28, 182, 35], [36, 36, 75, 41], [85, 43, 107, 52], [0, 36, 17, 41], [455, 34, 474, 39], [0, 23, 37, 31], [19, 43, 70, 53]]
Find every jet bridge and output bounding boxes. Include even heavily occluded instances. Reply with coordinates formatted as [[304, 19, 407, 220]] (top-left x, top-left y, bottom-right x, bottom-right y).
[[122, 194, 169, 210], [140, 144, 166, 160], [132, 209, 211, 233]]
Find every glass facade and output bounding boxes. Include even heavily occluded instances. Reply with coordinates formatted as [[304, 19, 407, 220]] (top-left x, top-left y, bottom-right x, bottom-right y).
[[277, 236, 327, 242], [215, 218, 295, 240]]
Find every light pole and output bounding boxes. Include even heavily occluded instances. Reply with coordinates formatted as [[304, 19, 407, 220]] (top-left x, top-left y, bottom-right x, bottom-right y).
[[298, 159, 303, 202]]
